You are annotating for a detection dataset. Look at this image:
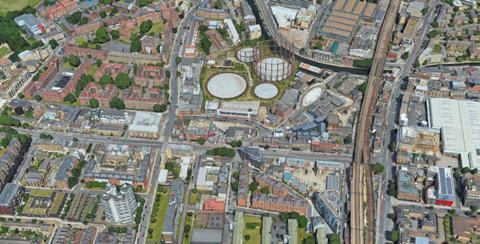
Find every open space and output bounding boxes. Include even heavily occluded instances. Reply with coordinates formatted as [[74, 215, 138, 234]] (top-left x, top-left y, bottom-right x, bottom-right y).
[[0, 0, 41, 15], [243, 215, 261, 244], [148, 187, 171, 242]]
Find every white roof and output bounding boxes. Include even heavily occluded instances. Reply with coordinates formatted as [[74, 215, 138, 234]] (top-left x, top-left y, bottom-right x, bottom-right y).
[[224, 19, 240, 45], [196, 167, 208, 186], [271, 5, 298, 28], [249, 24, 261, 32], [427, 98, 480, 169], [129, 111, 162, 133], [158, 169, 168, 184]]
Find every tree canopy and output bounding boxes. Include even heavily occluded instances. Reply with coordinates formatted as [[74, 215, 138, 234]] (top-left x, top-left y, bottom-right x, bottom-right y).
[[89, 98, 100, 108], [68, 55, 81, 67], [114, 73, 132, 89], [95, 27, 110, 43], [109, 98, 125, 109], [99, 75, 113, 87], [140, 20, 153, 34]]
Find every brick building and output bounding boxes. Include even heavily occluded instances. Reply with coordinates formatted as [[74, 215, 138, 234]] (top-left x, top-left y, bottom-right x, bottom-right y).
[[121, 87, 164, 110], [64, 45, 107, 60], [254, 173, 289, 197], [44, 0, 78, 20], [23, 57, 60, 97], [43, 61, 93, 102], [94, 62, 129, 81], [79, 83, 118, 107], [251, 194, 309, 216], [134, 65, 165, 87]]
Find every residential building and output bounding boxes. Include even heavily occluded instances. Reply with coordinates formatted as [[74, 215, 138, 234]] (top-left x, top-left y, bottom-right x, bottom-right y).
[[427, 167, 455, 206], [313, 190, 340, 233], [251, 194, 309, 216], [224, 19, 240, 45], [254, 172, 289, 197], [101, 183, 137, 224], [397, 167, 422, 202], [459, 173, 480, 207], [79, 83, 119, 107], [203, 199, 225, 212], [44, 0, 78, 20], [452, 215, 480, 243], [121, 87, 164, 110], [396, 205, 438, 243], [162, 180, 184, 244], [0, 183, 23, 214], [288, 219, 298, 244]]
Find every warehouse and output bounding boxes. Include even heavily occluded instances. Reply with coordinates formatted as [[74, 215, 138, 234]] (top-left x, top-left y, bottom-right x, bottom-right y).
[[427, 98, 480, 169]]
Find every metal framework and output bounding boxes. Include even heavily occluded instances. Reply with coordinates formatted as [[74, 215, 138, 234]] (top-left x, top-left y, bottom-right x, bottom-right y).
[[252, 40, 295, 82]]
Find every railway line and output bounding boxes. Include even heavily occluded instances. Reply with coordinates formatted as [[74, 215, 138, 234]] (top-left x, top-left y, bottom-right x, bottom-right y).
[[350, 0, 401, 243]]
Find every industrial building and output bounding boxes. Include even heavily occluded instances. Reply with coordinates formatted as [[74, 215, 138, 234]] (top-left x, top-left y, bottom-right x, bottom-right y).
[[205, 100, 260, 119], [427, 98, 480, 169]]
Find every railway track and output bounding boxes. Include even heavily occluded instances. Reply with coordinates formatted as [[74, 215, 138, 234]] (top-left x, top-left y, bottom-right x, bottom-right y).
[[350, 0, 401, 243]]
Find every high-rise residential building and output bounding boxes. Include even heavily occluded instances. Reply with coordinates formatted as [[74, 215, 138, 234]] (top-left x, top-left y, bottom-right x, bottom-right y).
[[101, 183, 137, 224]]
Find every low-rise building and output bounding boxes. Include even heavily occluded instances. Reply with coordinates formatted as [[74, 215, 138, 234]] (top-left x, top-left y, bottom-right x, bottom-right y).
[[128, 112, 162, 139], [459, 173, 480, 207], [0, 183, 24, 214], [452, 215, 480, 243], [205, 100, 260, 119]]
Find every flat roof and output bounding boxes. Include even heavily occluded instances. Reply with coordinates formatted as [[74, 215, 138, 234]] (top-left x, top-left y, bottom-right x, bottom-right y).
[[427, 98, 480, 169], [129, 111, 162, 133]]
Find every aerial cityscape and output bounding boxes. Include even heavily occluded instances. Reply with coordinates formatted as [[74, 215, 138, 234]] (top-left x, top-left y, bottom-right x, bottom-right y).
[[0, 0, 479, 243]]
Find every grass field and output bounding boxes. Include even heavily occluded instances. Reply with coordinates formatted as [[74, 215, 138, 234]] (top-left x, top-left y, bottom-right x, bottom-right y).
[[243, 215, 261, 244], [0, 0, 41, 15], [0, 46, 11, 59], [148, 188, 171, 242]]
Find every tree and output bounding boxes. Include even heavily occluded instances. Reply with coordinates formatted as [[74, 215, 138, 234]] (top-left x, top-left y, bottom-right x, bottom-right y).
[[114, 73, 132, 89], [100, 11, 107, 18], [373, 162, 385, 175], [353, 59, 372, 68], [89, 98, 100, 108], [69, 55, 81, 67], [421, 7, 428, 15], [231, 181, 238, 192], [401, 52, 409, 60], [248, 181, 258, 192], [34, 95, 43, 101], [75, 74, 94, 96], [343, 135, 352, 144], [197, 137, 206, 145], [63, 93, 76, 103], [389, 230, 399, 242], [462, 167, 472, 174], [78, 17, 88, 25], [297, 215, 308, 228], [99, 75, 113, 87], [110, 30, 120, 40], [176, 57, 182, 65], [138, 0, 154, 7], [214, 0, 222, 9], [327, 233, 340, 244], [130, 36, 141, 52], [260, 186, 270, 195], [153, 104, 167, 113], [95, 27, 110, 43], [244, 235, 251, 241], [109, 98, 125, 109], [66, 11, 82, 24], [140, 20, 153, 34], [49, 39, 58, 49], [359, 82, 368, 93], [39, 133, 53, 140]]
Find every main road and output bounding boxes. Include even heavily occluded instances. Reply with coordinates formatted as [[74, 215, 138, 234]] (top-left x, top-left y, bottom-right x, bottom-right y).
[[350, 0, 401, 243], [135, 1, 200, 243]]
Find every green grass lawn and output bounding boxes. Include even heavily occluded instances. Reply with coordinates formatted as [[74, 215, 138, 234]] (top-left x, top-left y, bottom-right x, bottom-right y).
[[150, 22, 164, 35], [0, 0, 41, 15], [188, 191, 200, 206], [0, 46, 11, 58], [298, 228, 314, 243], [148, 188, 171, 242], [182, 214, 193, 244], [243, 215, 261, 244]]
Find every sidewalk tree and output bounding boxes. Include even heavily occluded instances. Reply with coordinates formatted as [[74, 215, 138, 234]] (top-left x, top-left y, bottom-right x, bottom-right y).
[[373, 162, 385, 175]]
